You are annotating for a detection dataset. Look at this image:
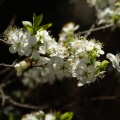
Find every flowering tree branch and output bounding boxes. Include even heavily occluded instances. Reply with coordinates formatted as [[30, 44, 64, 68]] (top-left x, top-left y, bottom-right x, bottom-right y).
[[0, 1, 120, 119]]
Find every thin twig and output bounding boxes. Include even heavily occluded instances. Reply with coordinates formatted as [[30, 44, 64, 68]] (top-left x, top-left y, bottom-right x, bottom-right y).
[[0, 67, 10, 74], [0, 63, 13, 67], [0, 77, 18, 88], [0, 39, 10, 46], [0, 95, 48, 110], [78, 24, 114, 35], [1, 71, 14, 85], [84, 23, 96, 38], [0, 88, 6, 106], [90, 94, 120, 100]]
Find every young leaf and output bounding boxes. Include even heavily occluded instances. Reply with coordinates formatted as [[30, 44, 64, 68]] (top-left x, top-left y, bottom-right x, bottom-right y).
[[60, 112, 73, 120], [22, 21, 33, 34], [37, 23, 53, 31], [33, 12, 38, 28], [9, 114, 14, 120], [54, 112, 61, 120], [37, 14, 43, 26], [25, 26, 34, 35], [22, 21, 32, 27]]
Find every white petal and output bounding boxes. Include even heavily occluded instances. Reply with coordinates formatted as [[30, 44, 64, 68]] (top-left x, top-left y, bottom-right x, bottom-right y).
[[32, 50, 40, 59], [106, 53, 115, 61], [18, 49, 25, 56], [17, 71, 22, 76], [30, 36, 37, 45], [39, 46, 46, 54], [9, 46, 17, 54], [25, 48, 32, 56], [78, 81, 84, 87]]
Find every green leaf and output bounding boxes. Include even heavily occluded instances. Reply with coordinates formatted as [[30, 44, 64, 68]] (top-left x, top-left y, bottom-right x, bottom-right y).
[[115, 2, 120, 7], [25, 26, 34, 35], [22, 21, 32, 27], [112, 15, 120, 24], [37, 14, 43, 26], [37, 23, 53, 31], [54, 112, 61, 120], [22, 21, 33, 34], [9, 114, 14, 120], [33, 12, 38, 28], [60, 112, 73, 120]]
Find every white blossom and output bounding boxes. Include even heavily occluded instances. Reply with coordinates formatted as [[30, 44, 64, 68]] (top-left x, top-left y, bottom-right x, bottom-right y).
[[45, 113, 55, 120], [106, 53, 120, 72], [59, 22, 79, 42], [24, 36, 40, 59], [7, 28, 30, 56], [21, 110, 45, 120], [22, 114, 38, 120], [97, 7, 114, 24]]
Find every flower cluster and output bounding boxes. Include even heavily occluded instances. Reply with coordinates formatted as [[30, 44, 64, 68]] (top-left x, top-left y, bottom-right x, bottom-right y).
[[21, 110, 54, 120], [6, 27, 57, 60], [87, 0, 120, 25], [21, 110, 73, 120], [4, 13, 109, 87]]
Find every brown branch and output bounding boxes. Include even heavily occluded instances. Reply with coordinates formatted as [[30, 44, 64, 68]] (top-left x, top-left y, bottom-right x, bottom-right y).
[[0, 95, 48, 110], [84, 23, 95, 38], [0, 68, 10, 74], [0, 88, 5, 106], [3, 15, 17, 35], [90, 94, 120, 100], [0, 77, 18, 88], [0, 57, 20, 68]]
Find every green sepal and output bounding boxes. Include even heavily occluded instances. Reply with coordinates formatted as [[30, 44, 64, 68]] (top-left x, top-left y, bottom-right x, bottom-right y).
[[91, 51, 97, 61], [64, 38, 73, 46], [96, 60, 109, 74], [101, 60, 109, 70]]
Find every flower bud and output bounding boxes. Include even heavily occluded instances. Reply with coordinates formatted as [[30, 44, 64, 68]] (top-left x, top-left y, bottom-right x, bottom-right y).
[[19, 61, 29, 70]]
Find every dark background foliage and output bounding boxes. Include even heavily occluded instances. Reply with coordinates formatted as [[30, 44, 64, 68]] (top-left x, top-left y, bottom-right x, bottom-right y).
[[0, 0, 120, 120]]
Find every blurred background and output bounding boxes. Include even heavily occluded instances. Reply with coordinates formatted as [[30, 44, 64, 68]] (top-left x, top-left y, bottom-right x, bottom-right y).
[[0, 0, 120, 120]]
